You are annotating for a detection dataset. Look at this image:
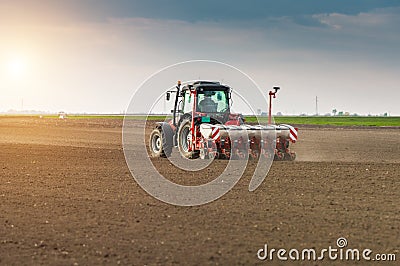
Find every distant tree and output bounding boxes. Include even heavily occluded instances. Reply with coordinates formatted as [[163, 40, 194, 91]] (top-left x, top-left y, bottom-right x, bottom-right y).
[[276, 112, 283, 116], [384, 112, 388, 117], [338, 111, 344, 116], [332, 109, 337, 116]]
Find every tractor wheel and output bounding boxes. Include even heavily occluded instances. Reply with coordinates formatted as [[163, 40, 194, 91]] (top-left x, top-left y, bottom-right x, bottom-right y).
[[177, 118, 196, 158], [149, 127, 172, 158]]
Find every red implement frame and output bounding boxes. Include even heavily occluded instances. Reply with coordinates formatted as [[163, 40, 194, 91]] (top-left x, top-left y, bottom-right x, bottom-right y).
[[268, 87, 280, 125]]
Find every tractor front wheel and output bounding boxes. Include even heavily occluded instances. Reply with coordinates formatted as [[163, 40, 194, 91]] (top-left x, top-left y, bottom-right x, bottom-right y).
[[149, 127, 172, 157]]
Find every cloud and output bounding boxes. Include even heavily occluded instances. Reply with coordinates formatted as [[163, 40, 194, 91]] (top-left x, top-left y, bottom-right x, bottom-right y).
[[312, 7, 400, 31]]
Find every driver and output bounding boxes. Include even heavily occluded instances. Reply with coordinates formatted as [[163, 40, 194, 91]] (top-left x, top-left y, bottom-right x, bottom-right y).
[[199, 93, 218, 113]]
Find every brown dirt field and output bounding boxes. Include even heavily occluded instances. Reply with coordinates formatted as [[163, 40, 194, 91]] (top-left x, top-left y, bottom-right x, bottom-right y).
[[0, 117, 399, 265]]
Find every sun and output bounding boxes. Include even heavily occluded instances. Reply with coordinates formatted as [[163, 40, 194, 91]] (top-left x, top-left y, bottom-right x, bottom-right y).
[[7, 57, 27, 77]]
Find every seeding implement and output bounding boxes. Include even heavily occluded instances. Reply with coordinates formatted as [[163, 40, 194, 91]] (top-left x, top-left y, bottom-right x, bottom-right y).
[[149, 81, 297, 160]]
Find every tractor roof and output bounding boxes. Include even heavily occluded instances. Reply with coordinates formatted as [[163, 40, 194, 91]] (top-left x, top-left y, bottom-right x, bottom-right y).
[[181, 81, 231, 91]]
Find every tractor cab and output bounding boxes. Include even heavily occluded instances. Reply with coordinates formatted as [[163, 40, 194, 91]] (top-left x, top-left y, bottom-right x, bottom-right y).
[[181, 82, 230, 114], [172, 81, 242, 126]]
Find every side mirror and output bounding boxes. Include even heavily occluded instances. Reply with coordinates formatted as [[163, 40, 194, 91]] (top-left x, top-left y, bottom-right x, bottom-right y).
[[166, 92, 171, 101]]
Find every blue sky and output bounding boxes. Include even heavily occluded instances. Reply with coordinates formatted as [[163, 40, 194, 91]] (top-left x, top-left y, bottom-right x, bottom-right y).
[[0, 1, 399, 115], [15, 0, 396, 22]]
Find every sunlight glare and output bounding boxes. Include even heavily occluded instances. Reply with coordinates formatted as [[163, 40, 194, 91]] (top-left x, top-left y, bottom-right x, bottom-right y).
[[7, 57, 27, 77]]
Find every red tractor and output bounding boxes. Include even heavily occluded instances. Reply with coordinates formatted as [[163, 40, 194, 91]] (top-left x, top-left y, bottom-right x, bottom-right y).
[[149, 81, 297, 160]]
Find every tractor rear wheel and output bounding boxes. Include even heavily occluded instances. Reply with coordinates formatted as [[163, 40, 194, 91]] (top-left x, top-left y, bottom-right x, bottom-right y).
[[177, 118, 197, 158]]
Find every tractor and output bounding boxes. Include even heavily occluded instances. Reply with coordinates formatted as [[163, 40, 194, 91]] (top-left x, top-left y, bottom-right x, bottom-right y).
[[149, 81, 297, 160]]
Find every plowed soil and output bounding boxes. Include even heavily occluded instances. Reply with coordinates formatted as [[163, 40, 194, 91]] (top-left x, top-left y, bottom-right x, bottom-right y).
[[0, 117, 399, 265]]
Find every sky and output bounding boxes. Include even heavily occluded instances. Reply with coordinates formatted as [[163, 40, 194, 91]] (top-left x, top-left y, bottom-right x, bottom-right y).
[[0, 0, 399, 115]]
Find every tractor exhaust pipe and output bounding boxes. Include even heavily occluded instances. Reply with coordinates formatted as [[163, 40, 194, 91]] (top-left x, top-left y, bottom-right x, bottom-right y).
[[172, 80, 181, 127]]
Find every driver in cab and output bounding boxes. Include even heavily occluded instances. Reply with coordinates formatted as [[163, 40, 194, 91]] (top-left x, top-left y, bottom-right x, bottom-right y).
[[198, 92, 218, 113]]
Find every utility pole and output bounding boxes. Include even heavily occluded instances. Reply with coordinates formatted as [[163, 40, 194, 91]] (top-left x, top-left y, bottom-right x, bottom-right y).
[[315, 96, 318, 116]]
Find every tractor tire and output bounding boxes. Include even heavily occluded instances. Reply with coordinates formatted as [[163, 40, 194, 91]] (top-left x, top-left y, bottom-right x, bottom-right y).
[[149, 126, 173, 158], [160, 123, 173, 157], [177, 118, 197, 159]]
